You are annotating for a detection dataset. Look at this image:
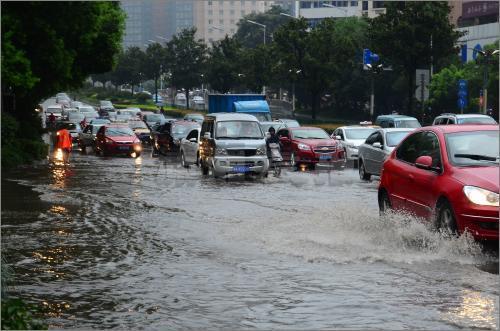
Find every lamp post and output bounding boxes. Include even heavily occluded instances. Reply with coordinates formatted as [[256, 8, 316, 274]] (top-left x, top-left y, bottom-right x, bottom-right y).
[[289, 69, 301, 118], [279, 12, 296, 19], [476, 49, 499, 114], [246, 19, 267, 95], [366, 63, 384, 119]]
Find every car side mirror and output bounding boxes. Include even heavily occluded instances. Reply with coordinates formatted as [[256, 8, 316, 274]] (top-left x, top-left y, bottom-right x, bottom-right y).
[[372, 142, 383, 149], [189, 137, 197, 143], [203, 132, 211, 139], [335, 135, 342, 140], [415, 155, 434, 170]]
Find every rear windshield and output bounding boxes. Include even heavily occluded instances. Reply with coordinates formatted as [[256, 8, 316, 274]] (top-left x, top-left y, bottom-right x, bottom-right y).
[[395, 120, 421, 128], [48, 107, 62, 113], [129, 121, 148, 129], [457, 117, 497, 124], [292, 129, 330, 139], [386, 131, 413, 146], [345, 128, 376, 140]]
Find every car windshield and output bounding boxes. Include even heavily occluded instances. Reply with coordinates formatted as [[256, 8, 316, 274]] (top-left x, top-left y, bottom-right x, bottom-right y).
[[395, 119, 421, 128], [386, 131, 412, 147], [283, 120, 300, 128], [48, 108, 62, 113], [216, 121, 263, 139], [249, 113, 272, 122], [106, 127, 135, 137], [446, 130, 499, 166], [101, 101, 112, 107], [292, 129, 330, 139], [146, 114, 163, 122], [457, 117, 497, 124], [79, 107, 94, 113], [129, 121, 148, 129], [345, 128, 376, 140], [172, 123, 199, 137], [91, 119, 110, 124], [69, 113, 84, 120], [186, 115, 204, 120]]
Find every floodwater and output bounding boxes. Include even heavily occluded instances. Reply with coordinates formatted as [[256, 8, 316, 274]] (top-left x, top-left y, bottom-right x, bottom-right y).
[[2, 147, 499, 330]]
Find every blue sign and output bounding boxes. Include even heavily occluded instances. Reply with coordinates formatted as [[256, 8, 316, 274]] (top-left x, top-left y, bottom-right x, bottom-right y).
[[363, 49, 372, 66], [472, 44, 482, 60], [460, 44, 467, 63], [371, 53, 380, 63], [458, 79, 468, 110]]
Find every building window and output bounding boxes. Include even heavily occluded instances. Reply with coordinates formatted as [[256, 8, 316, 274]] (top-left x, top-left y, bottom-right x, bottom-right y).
[[208, 19, 213, 24], [300, 2, 312, 9], [208, 1, 212, 5], [362, 1, 368, 10], [219, 19, 224, 24], [350, 1, 358, 6], [373, 1, 384, 8]]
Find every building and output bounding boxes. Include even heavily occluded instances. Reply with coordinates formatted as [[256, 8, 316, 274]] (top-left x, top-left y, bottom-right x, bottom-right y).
[[292, 0, 386, 25], [121, 0, 153, 49], [458, 1, 499, 27], [193, 1, 275, 45]]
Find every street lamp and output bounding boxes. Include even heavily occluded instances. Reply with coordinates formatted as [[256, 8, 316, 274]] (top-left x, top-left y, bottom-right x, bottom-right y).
[[279, 12, 296, 19], [366, 63, 384, 119], [246, 19, 267, 95], [289, 69, 301, 117], [476, 49, 499, 114]]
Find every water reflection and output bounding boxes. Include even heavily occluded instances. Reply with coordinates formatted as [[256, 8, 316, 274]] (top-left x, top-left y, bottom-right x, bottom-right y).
[[51, 166, 74, 190], [443, 289, 498, 329]]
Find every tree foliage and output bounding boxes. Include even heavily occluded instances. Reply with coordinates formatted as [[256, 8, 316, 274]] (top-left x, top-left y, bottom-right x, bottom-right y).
[[369, 1, 462, 115], [205, 36, 244, 93], [165, 28, 207, 108]]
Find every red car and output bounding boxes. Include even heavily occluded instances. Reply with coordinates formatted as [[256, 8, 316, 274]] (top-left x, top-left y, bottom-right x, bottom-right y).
[[95, 124, 142, 157], [378, 125, 499, 241], [277, 127, 345, 169]]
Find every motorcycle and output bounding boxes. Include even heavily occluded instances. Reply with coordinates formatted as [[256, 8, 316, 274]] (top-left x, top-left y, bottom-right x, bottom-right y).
[[268, 142, 283, 177]]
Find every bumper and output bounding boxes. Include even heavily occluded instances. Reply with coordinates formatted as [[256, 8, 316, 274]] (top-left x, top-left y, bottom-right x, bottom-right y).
[[457, 204, 499, 240], [136, 133, 151, 143], [345, 147, 359, 161], [295, 150, 345, 164], [213, 156, 269, 175], [105, 144, 142, 155]]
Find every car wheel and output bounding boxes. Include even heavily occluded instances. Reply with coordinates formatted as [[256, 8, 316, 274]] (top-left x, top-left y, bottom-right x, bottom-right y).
[[359, 160, 371, 180], [181, 151, 188, 168], [196, 153, 200, 167], [378, 190, 391, 216], [436, 200, 458, 235], [290, 152, 297, 169]]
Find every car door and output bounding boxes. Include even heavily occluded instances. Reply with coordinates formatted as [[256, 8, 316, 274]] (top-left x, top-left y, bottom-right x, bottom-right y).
[[389, 131, 428, 213], [399, 131, 442, 218], [80, 125, 91, 145], [184, 129, 199, 162], [277, 129, 291, 160], [363, 131, 383, 174]]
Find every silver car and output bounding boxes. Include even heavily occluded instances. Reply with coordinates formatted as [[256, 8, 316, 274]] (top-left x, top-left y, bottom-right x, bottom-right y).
[[199, 113, 269, 178], [180, 128, 201, 167], [358, 128, 415, 180], [332, 126, 379, 162]]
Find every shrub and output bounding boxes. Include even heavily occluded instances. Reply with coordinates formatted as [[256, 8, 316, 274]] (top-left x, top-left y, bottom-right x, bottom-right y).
[[135, 92, 151, 104], [1, 298, 47, 330]]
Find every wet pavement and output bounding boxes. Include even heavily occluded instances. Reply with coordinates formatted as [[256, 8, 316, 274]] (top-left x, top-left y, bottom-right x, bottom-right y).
[[2, 146, 499, 330]]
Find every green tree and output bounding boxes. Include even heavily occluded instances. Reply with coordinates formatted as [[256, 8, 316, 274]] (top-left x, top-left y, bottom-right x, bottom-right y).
[[166, 28, 207, 109], [113, 47, 147, 96], [206, 36, 244, 93], [143, 43, 166, 101], [234, 5, 291, 48], [369, 1, 462, 116]]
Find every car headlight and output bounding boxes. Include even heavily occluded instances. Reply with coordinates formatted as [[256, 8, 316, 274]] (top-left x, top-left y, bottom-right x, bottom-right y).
[[256, 147, 266, 155], [216, 148, 227, 155], [134, 144, 142, 152], [463, 186, 499, 207], [297, 143, 311, 151], [347, 144, 358, 150]]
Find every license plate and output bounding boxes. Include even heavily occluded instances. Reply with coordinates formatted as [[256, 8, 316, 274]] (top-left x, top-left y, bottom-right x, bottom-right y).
[[233, 166, 249, 173], [319, 154, 331, 160], [118, 146, 129, 150]]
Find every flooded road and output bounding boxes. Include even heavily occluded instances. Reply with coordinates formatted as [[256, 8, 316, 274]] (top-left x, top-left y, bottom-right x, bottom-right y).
[[2, 149, 499, 330]]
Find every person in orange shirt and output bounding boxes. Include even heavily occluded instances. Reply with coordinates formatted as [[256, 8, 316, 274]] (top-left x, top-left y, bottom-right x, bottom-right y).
[[56, 128, 72, 163]]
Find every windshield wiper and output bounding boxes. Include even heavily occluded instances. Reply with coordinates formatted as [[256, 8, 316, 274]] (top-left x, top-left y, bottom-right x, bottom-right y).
[[216, 136, 236, 139], [454, 154, 499, 162]]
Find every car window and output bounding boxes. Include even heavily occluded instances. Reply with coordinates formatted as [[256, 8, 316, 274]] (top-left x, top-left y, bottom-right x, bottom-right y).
[[386, 131, 412, 147], [395, 119, 420, 128], [396, 131, 440, 166], [365, 131, 379, 144], [201, 120, 214, 137], [277, 129, 289, 138], [97, 126, 105, 135], [186, 129, 198, 140]]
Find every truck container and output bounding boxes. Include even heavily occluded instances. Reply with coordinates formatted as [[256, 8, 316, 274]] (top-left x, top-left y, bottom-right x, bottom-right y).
[[208, 94, 271, 122]]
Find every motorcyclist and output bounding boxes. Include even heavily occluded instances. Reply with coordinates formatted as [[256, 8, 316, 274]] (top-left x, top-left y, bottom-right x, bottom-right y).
[[266, 126, 280, 157], [48, 112, 56, 129]]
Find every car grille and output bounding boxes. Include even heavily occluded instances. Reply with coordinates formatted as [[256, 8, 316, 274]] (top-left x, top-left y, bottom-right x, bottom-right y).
[[230, 161, 255, 166], [227, 149, 256, 157], [314, 145, 336, 153]]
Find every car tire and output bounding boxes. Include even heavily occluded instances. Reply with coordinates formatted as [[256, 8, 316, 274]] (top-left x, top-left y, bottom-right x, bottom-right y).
[[359, 160, 371, 180], [181, 151, 188, 168], [436, 200, 458, 235], [378, 190, 391, 216], [290, 152, 297, 169], [196, 153, 200, 167]]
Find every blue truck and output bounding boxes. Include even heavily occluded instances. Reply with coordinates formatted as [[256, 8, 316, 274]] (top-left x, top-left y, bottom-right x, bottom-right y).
[[208, 94, 272, 122]]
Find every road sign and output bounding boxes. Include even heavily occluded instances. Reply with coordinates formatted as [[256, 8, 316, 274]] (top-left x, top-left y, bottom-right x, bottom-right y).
[[457, 79, 468, 112], [472, 44, 482, 60], [415, 69, 430, 102], [460, 44, 467, 63], [363, 49, 372, 69]]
